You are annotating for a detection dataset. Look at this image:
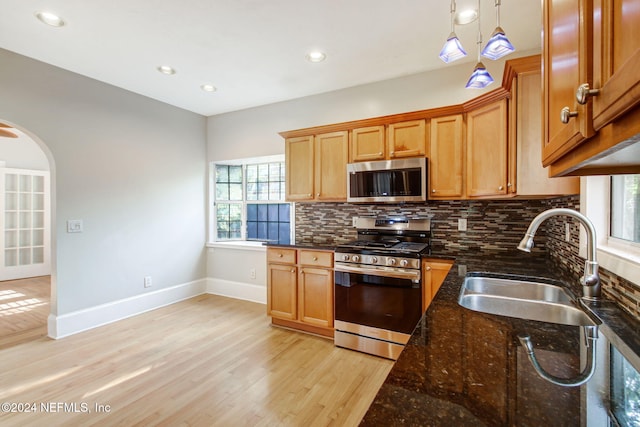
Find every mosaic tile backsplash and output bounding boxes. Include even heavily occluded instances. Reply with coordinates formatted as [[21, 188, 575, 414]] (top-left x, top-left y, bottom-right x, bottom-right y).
[[295, 195, 640, 321]]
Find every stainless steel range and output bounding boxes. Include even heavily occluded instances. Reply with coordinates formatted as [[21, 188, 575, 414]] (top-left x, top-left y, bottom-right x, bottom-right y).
[[334, 216, 431, 360]]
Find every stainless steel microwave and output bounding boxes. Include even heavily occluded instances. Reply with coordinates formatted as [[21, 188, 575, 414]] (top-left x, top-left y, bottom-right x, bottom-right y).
[[346, 157, 428, 203]]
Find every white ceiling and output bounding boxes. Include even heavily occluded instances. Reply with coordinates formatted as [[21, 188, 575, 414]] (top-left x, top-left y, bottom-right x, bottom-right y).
[[0, 0, 542, 116]]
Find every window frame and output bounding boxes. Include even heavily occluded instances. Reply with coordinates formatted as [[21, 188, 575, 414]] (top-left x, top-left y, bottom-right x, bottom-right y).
[[582, 176, 640, 286], [209, 155, 293, 244]]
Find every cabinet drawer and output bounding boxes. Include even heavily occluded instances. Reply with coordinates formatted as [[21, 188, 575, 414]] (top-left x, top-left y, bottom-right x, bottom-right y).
[[299, 250, 333, 268], [267, 248, 297, 264]]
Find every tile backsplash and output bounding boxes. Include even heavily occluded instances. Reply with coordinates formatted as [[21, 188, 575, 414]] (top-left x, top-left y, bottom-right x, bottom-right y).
[[295, 195, 640, 321]]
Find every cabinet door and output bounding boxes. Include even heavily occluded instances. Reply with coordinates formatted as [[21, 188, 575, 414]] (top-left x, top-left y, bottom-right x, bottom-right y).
[[591, 0, 640, 130], [422, 260, 453, 311], [542, 0, 594, 165], [285, 136, 314, 201], [298, 267, 333, 328], [388, 120, 427, 159], [466, 100, 508, 198], [429, 115, 464, 199], [315, 131, 348, 201], [267, 263, 297, 320], [351, 126, 385, 162]]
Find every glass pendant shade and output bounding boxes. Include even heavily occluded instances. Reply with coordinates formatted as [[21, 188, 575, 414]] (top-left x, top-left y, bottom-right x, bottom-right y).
[[439, 32, 467, 63], [465, 62, 494, 89], [481, 27, 515, 60]]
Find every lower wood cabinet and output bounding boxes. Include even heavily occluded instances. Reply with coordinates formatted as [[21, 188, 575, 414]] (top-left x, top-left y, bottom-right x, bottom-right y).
[[267, 247, 334, 338], [422, 259, 454, 312]]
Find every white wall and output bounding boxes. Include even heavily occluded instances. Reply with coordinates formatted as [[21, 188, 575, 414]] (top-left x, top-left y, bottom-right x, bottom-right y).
[[206, 49, 540, 162], [0, 129, 49, 170], [0, 49, 207, 321]]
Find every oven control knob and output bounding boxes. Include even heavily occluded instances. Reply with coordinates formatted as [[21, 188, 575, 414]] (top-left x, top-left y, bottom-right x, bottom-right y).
[[342, 254, 350, 261], [352, 255, 361, 262], [400, 259, 409, 267], [371, 257, 378, 264], [387, 258, 397, 266]]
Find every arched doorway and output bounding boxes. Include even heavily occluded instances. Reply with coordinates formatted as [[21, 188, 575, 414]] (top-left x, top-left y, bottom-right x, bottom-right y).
[[0, 121, 56, 347]]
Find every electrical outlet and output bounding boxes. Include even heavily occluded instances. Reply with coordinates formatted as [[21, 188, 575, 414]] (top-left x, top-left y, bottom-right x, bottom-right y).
[[458, 218, 467, 232], [67, 219, 83, 233], [144, 276, 152, 288], [565, 223, 571, 242], [250, 268, 256, 280]]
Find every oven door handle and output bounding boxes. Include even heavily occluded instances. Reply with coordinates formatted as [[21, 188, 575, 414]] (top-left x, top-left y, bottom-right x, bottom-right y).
[[334, 263, 421, 281]]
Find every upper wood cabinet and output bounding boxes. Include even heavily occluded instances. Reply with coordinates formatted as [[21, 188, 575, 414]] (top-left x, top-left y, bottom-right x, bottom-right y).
[[466, 100, 509, 198], [543, 0, 640, 175], [351, 125, 386, 162], [315, 131, 349, 201], [592, 0, 640, 130], [285, 136, 315, 201], [542, 0, 594, 166], [388, 120, 428, 159], [285, 131, 348, 202], [429, 114, 464, 199]]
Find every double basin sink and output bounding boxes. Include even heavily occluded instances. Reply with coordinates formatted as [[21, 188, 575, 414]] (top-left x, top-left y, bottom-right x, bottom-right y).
[[458, 272, 598, 326]]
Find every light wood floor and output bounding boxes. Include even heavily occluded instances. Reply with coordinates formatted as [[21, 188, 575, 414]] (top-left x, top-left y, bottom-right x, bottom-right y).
[[0, 276, 50, 349], [0, 294, 393, 426]]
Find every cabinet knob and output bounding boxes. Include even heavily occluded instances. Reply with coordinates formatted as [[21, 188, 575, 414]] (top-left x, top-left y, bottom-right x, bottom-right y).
[[307, 193, 312, 197], [426, 266, 432, 271], [507, 183, 512, 188], [313, 256, 318, 261], [560, 107, 578, 124], [390, 151, 395, 156], [316, 193, 320, 197], [498, 185, 504, 191], [432, 189, 436, 193], [291, 269, 295, 273], [576, 83, 600, 105], [278, 253, 283, 257], [378, 152, 383, 156]]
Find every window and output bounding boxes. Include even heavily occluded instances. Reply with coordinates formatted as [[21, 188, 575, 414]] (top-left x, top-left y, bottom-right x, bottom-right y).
[[582, 175, 640, 285], [611, 345, 640, 426], [611, 175, 640, 244], [212, 156, 292, 244]]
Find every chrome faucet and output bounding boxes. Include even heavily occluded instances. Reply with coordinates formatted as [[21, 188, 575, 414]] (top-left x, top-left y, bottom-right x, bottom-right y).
[[518, 208, 601, 300]]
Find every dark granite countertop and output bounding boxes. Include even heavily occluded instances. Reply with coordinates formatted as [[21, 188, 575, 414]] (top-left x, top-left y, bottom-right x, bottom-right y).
[[361, 248, 640, 427]]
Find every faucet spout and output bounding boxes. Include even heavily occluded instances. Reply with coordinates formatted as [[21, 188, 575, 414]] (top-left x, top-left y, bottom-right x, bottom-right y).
[[518, 208, 601, 300]]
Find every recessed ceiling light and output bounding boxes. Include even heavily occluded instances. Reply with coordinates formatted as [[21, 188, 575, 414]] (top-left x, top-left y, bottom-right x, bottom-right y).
[[35, 11, 65, 27], [157, 65, 176, 75], [454, 8, 478, 25], [201, 84, 217, 92], [305, 51, 326, 63]]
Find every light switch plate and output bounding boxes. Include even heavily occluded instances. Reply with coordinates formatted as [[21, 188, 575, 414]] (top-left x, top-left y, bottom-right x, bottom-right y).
[[67, 219, 83, 233]]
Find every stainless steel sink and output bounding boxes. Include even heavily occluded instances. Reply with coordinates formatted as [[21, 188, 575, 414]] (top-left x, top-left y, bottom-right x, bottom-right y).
[[458, 274, 598, 326]]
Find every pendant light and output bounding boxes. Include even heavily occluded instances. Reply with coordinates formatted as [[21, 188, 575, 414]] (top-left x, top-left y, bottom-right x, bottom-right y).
[[481, 0, 515, 60], [465, 0, 494, 89], [439, 0, 467, 63]]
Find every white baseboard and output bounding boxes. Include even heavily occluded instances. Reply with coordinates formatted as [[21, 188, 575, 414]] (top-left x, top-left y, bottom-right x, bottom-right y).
[[206, 278, 266, 305], [48, 279, 207, 339]]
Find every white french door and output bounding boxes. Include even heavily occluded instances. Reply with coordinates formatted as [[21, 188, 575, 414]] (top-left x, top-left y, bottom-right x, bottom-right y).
[[0, 168, 50, 281]]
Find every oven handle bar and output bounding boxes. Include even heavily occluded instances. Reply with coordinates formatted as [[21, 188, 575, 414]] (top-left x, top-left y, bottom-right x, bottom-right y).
[[334, 263, 421, 281]]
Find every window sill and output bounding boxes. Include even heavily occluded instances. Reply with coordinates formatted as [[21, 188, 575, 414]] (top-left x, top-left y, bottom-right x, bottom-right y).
[[597, 244, 640, 287], [206, 241, 266, 252]]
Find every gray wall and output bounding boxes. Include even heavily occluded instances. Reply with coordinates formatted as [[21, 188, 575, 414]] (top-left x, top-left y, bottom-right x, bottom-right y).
[[206, 49, 540, 162], [0, 48, 207, 314]]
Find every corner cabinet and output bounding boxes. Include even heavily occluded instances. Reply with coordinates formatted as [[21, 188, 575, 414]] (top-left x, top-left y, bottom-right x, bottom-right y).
[[284, 131, 348, 202], [267, 247, 334, 338]]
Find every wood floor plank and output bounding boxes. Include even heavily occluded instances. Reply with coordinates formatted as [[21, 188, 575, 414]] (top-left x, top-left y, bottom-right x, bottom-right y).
[[0, 295, 392, 426]]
